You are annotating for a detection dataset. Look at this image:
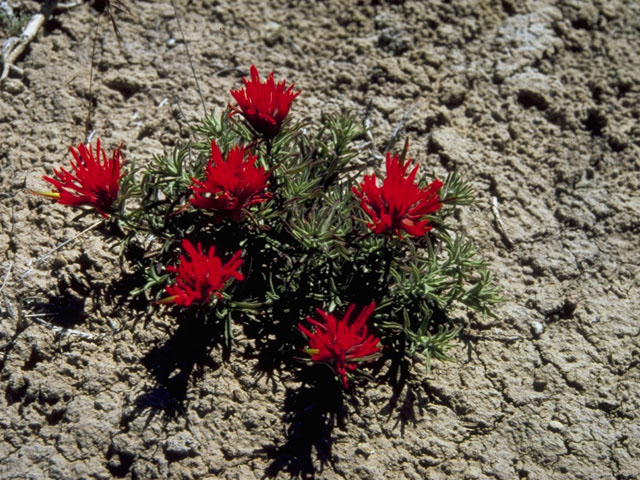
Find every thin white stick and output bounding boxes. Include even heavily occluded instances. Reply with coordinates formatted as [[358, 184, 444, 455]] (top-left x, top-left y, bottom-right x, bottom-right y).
[[385, 102, 419, 152], [1, 13, 45, 83], [86, 129, 96, 145], [55, 1, 82, 11], [32, 316, 95, 340], [20, 220, 102, 281], [3, 295, 16, 321], [491, 196, 514, 248], [0, 261, 12, 294], [364, 102, 385, 163]]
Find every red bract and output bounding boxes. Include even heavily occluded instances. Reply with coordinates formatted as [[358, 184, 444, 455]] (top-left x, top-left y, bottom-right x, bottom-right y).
[[190, 140, 271, 221], [352, 152, 443, 238], [229, 65, 300, 138], [40, 139, 123, 218], [299, 302, 381, 388], [163, 239, 244, 307]]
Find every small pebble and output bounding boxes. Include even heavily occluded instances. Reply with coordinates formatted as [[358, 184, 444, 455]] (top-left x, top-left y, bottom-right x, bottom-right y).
[[548, 420, 564, 433], [533, 373, 548, 392], [3, 78, 24, 94], [530, 321, 544, 337]]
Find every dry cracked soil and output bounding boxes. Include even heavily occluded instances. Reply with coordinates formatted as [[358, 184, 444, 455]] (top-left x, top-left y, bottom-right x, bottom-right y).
[[0, 0, 639, 479]]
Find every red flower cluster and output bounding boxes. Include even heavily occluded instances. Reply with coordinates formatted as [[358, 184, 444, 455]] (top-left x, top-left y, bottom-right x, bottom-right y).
[[229, 65, 300, 138], [163, 239, 244, 306], [39, 139, 123, 218], [352, 152, 443, 238], [299, 302, 381, 388], [190, 140, 271, 221]]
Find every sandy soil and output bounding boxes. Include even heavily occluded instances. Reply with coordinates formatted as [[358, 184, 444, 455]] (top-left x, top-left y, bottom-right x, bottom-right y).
[[1, 0, 639, 479]]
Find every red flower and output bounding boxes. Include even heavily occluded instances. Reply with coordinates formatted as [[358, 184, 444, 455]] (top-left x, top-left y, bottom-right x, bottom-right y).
[[190, 140, 271, 221], [352, 152, 443, 238], [298, 302, 381, 388], [229, 65, 300, 138], [162, 239, 244, 306], [37, 139, 123, 218]]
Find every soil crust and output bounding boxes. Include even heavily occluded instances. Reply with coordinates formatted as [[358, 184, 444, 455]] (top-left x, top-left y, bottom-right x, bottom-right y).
[[1, 1, 639, 479]]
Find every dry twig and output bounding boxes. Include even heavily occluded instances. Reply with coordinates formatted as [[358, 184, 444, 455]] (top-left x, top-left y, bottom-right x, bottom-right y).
[[0, 1, 61, 85], [385, 102, 419, 153], [29, 315, 95, 340], [55, 1, 82, 12], [19, 220, 102, 281], [1, 217, 102, 348], [1, 12, 45, 84], [170, 0, 207, 117], [491, 196, 514, 249], [363, 100, 385, 163]]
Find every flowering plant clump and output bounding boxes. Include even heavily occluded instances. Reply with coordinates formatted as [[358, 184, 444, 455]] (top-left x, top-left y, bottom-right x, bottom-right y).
[[34, 139, 123, 218], [35, 65, 500, 390]]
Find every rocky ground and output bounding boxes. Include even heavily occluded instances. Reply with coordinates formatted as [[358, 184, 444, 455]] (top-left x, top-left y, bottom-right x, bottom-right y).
[[0, 0, 639, 479]]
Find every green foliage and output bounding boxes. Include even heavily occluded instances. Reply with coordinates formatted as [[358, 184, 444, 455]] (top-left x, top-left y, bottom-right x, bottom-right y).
[[116, 144, 205, 237], [192, 110, 247, 155], [110, 107, 500, 378], [376, 230, 501, 371], [441, 171, 474, 207], [313, 111, 365, 184], [129, 260, 169, 298], [0, 9, 29, 37]]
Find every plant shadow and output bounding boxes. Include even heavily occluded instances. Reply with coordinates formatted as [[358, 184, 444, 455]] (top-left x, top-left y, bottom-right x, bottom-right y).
[[120, 309, 225, 428], [23, 291, 87, 328], [262, 369, 346, 479]]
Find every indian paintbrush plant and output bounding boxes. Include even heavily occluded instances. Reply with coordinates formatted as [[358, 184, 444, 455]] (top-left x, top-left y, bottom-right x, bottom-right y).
[[33, 65, 501, 390]]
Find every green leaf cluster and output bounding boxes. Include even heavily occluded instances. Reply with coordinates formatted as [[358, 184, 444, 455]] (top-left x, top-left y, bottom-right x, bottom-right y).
[[112, 107, 500, 379], [0, 8, 30, 37]]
